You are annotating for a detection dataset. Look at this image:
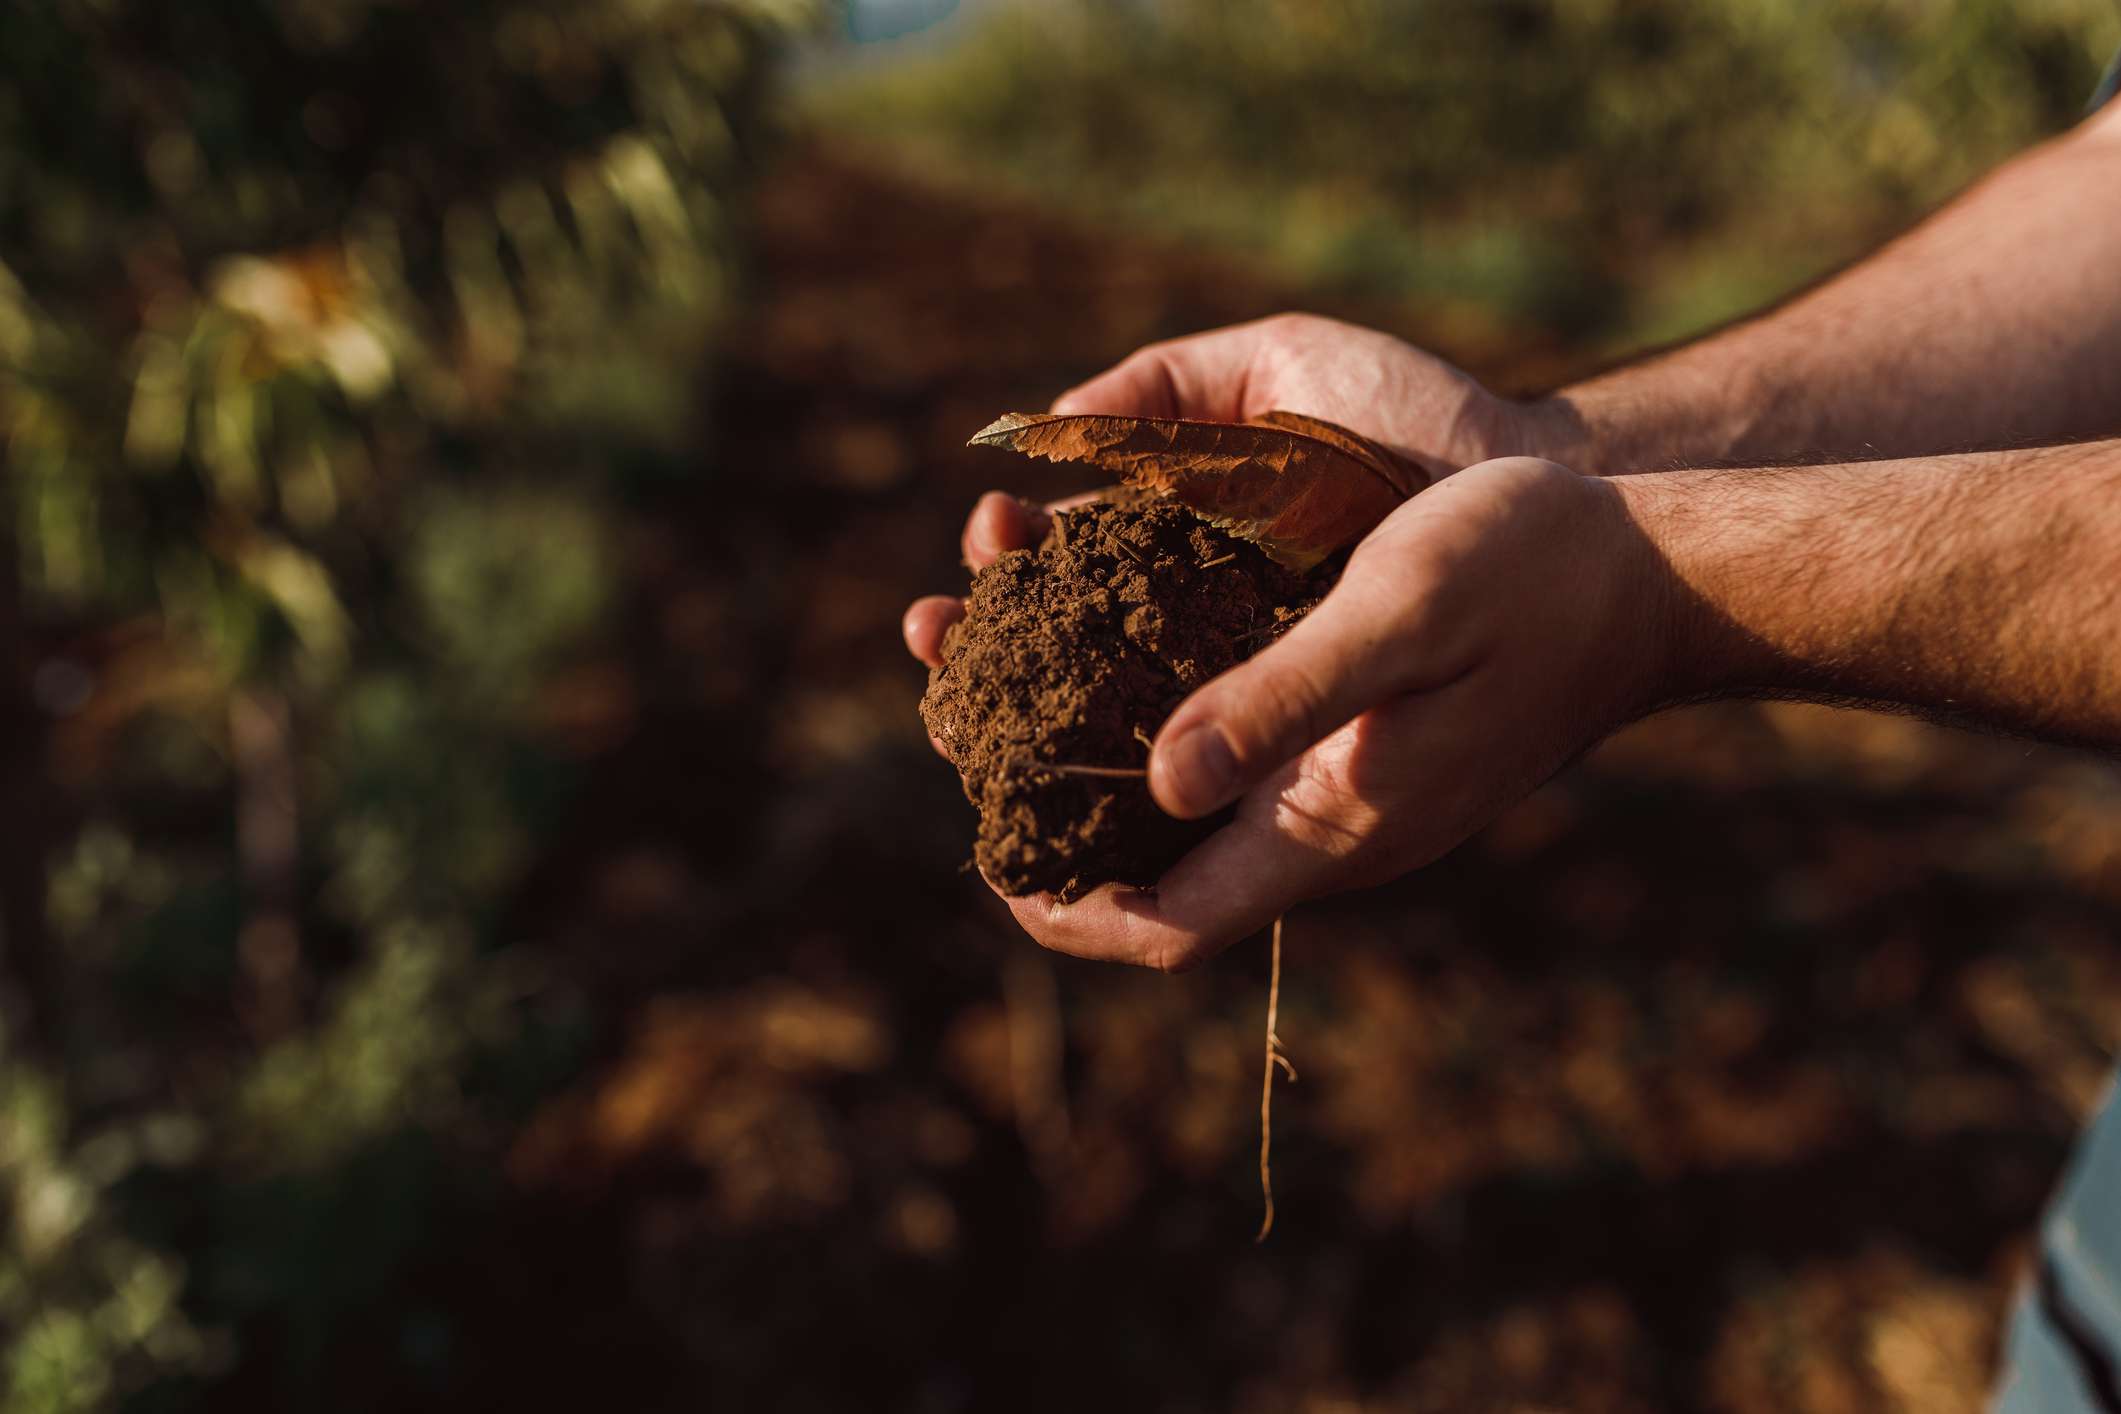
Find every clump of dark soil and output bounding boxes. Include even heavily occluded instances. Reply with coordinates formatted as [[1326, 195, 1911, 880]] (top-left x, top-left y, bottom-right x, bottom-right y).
[[922, 500, 1333, 899]]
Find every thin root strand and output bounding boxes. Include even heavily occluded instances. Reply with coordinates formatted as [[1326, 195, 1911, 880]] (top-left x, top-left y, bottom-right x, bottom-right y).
[[1003, 757, 1152, 781], [1256, 914, 1291, 1244]]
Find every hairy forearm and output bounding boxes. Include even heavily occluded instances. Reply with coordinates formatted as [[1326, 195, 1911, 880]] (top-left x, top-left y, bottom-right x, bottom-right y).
[[1536, 108, 2121, 473], [1620, 441, 2121, 748]]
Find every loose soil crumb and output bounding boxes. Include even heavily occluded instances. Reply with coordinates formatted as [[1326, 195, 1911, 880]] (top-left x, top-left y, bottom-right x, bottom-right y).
[[921, 501, 1333, 899]]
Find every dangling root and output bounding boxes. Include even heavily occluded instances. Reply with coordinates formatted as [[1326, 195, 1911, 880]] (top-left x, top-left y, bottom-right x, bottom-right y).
[[1256, 914, 1296, 1243]]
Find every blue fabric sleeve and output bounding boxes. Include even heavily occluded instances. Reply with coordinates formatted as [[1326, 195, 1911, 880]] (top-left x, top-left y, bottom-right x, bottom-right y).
[[1994, 1078, 2121, 1413]]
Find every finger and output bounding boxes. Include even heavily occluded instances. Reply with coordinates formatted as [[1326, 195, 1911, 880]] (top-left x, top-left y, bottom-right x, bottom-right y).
[[1016, 690, 1470, 969], [1005, 888, 1172, 970], [1001, 807, 1336, 971], [1149, 570, 1428, 819], [962, 491, 1049, 569], [1050, 350, 1183, 418], [1050, 321, 1277, 422], [903, 595, 965, 668]]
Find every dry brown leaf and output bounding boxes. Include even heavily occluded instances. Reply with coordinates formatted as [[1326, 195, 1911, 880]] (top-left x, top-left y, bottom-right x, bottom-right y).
[[967, 411, 1430, 571]]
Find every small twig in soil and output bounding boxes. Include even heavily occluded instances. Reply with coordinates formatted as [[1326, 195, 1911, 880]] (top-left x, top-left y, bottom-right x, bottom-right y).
[[1010, 759, 1150, 781], [1197, 552, 1238, 569], [1257, 915, 1296, 1244], [1108, 534, 1151, 567]]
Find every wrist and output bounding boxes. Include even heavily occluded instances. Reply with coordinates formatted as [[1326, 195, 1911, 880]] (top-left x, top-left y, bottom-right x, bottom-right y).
[[1505, 392, 1600, 468], [1497, 386, 1660, 474], [1518, 360, 1776, 476], [1605, 468, 1761, 709]]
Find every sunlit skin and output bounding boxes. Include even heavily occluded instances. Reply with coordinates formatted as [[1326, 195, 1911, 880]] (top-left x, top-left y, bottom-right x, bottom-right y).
[[906, 101, 2121, 972]]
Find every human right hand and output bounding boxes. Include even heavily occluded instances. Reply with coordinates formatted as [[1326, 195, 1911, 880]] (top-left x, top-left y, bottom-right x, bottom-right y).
[[912, 454, 1670, 971], [902, 313, 1609, 960]]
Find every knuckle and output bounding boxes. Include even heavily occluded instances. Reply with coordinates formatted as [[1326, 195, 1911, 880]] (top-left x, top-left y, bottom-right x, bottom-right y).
[[1272, 785, 1370, 864]]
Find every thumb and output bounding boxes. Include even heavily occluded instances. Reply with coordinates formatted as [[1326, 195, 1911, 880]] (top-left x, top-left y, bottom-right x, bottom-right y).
[[1050, 349, 1181, 417], [1050, 323, 1267, 421], [1149, 578, 1414, 819]]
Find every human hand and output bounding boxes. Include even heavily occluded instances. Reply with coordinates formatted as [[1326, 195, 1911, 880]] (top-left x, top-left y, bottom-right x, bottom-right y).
[[908, 456, 1677, 971], [902, 315, 1648, 969], [904, 312, 1550, 671], [1045, 311, 1537, 481]]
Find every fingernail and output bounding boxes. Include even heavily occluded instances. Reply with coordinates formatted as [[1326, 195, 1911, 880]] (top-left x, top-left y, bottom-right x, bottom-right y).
[[1159, 723, 1237, 816]]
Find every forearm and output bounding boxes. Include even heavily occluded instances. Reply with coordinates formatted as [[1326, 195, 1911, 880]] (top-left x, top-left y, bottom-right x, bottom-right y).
[[1621, 441, 2121, 748], [1535, 108, 2121, 473]]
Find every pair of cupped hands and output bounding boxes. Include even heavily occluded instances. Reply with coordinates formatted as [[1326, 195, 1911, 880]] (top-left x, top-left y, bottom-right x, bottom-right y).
[[903, 314, 1669, 973]]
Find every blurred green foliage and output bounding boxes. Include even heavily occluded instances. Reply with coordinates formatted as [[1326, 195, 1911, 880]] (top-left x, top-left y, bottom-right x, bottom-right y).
[[809, 0, 2121, 355], [1, 1, 821, 1408]]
